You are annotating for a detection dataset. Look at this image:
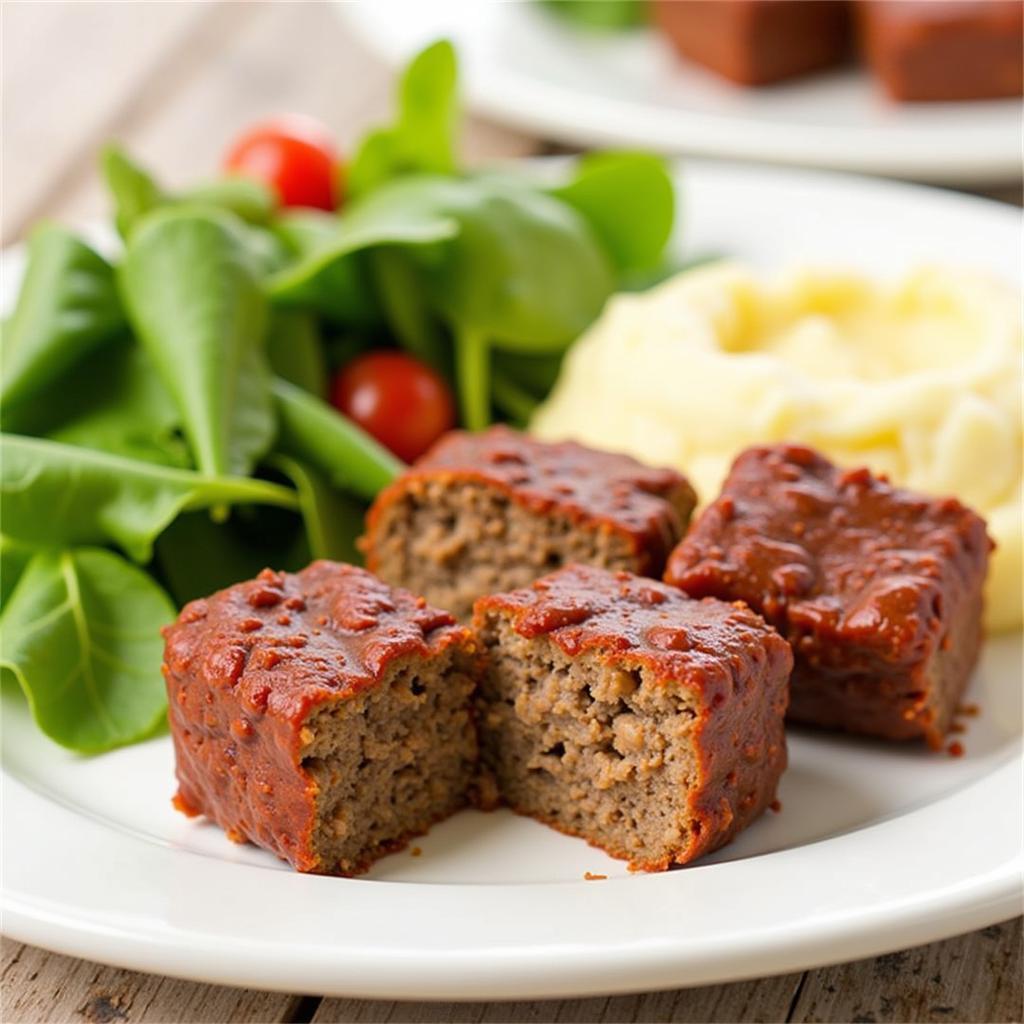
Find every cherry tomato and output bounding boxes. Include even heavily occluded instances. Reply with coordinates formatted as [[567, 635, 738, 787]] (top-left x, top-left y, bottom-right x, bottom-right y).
[[223, 116, 342, 211], [331, 352, 456, 464]]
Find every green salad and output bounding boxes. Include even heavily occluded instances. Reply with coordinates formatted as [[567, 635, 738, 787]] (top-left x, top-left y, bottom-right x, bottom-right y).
[[0, 41, 678, 753]]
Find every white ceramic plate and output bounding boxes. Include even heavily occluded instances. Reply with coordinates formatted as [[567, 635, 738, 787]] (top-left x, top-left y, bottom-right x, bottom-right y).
[[338, 0, 1024, 184], [2, 162, 1022, 999]]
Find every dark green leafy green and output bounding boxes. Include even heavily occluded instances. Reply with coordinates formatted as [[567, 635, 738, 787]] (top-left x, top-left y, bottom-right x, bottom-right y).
[[43, 341, 188, 467], [351, 175, 614, 427], [270, 453, 363, 563], [539, 0, 647, 30], [549, 152, 675, 274], [119, 207, 275, 477], [272, 377, 403, 500], [183, 178, 276, 225], [1, 226, 125, 417], [1, 434, 298, 562], [1, 533, 36, 606], [367, 247, 448, 370], [155, 508, 304, 607], [267, 310, 328, 397], [103, 144, 276, 238], [387, 176, 613, 350], [102, 145, 164, 238], [266, 204, 458, 308], [349, 40, 458, 198], [269, 212, 381, 326], [1, 548, 173, 753]]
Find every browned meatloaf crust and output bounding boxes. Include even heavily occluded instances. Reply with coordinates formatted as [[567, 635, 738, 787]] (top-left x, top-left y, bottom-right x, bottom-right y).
[[653, 0, 850, 87], [665, 445, 992, 748], [362, 426, 697, 620], [163, 562, 478, 875], [473, 564, 792, 871], [858, 1, 1024, 102]]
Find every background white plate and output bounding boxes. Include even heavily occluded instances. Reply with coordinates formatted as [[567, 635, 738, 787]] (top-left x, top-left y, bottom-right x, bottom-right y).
[[2, 161, 1022, 999], [339, 0, 1024, 184]]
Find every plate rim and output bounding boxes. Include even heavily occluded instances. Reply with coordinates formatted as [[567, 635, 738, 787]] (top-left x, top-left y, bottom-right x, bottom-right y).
[[2, 159, 1022, 1000], [4, 759, 1021, 999]]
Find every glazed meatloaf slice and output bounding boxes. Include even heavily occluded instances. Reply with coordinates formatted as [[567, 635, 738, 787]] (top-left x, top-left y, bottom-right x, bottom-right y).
[[653, 0, 850, 87], [474, 564, 792, 871], [858, 1, 1024, 102], [665, 445, 993, 748], [363, 426, 697, 619], [163, 562, 478, 875]]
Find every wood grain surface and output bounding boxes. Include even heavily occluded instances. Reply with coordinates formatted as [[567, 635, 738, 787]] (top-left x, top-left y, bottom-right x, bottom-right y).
[[1, 3, 1021, 1022]]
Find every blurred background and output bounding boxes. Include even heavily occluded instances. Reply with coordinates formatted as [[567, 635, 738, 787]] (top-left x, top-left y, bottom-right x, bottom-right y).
[[1, 3, 538, 246], [4, 0, 1021, 250]]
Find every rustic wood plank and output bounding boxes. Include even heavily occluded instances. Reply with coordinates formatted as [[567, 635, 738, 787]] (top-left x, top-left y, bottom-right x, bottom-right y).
[[789, 917, 1023, 1024], [0, 0, 218, 244], [312, 971, 803, 1023], [12, 1, 539, 238], [1, 938, 307, 1023]]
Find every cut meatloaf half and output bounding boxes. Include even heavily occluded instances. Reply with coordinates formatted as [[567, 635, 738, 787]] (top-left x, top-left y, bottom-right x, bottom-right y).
[[473, 564, 792, 871], [362, 426, 698, 619], [163, 562, 478, 876]]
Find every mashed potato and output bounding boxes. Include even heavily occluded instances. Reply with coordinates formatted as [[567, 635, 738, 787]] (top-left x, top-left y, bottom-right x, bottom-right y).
[[533, 263, 1022, 631]]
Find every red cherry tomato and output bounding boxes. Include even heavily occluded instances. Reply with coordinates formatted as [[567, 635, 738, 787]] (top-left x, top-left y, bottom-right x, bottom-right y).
[[332, 352, 456, 464], [223, 116, 342, 211]]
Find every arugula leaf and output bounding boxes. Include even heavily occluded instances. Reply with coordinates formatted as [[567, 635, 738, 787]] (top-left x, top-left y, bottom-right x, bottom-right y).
[[367, 247, 448, 370], [1, 434, 298, 563], [266, 205, 458, 306], [271, 174, 614, 429], [269, 453, 364, 563], [272, 377, 403, 500], [349, 40, 458, 198], [103, 144, 277, 238], [354, 175, 613, 428], [119, 207, 275, 478], [0, 547, 173, 753], [267, 310, 328, 397], [1, 225, 125, 418], [44, 341, 189, 467], [183, 177, 276, 225], [269, 211, 382, 326], [549, 152, 675, 275], [102, 145, 164, 239]]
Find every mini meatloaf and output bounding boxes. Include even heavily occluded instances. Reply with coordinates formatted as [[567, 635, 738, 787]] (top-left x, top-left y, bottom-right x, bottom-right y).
[[653, 0, 850, 87], [858, 1, 1023, 102], [665, 445, 993, 748], [362, 426, 697, 620], [473, 565, 792, 871], [163, 562, 478, 875]]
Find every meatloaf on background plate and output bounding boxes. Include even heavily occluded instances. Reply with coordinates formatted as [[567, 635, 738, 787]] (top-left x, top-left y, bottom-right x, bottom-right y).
[[665, 444, 992, 748], [653, 0, 851, 87], [163, 562, 478, 876], [474, 564, 792, 871], [362, 426, 697, 620]]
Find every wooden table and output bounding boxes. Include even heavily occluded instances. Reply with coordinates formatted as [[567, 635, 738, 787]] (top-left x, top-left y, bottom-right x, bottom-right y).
[[2, 4, 1021, 1022]]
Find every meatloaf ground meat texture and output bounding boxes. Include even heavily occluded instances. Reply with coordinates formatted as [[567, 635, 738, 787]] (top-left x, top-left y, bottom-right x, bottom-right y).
[[665, 444, 993, 747], [363, 426, 697, 619], [163, 562, 478, 875], [474, 564, 792, 871]]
